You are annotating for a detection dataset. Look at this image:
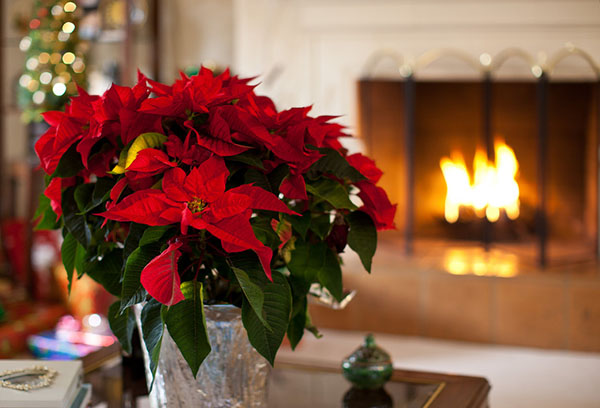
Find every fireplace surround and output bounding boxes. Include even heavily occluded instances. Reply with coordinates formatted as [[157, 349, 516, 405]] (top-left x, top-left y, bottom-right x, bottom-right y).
[[358, 47, 599, 269], [233, 0, 600, 352]]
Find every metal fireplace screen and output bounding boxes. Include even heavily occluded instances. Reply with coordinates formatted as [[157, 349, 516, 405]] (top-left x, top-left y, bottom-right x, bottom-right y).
[[357, 49, 599, 267]]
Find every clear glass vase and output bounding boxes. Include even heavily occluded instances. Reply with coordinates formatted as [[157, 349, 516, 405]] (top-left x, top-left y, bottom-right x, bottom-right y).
[[134, 304, 271, 408]]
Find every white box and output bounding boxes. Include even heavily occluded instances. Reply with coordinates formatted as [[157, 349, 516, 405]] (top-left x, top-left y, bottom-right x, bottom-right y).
[[0, 360, 83, 408]]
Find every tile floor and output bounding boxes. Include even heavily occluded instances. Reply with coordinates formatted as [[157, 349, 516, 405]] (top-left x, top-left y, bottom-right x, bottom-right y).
[[277, 329, 600, 408]]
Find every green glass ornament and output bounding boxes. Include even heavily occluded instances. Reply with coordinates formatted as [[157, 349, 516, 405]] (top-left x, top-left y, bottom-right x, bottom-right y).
[[342, 334, 393, 389]]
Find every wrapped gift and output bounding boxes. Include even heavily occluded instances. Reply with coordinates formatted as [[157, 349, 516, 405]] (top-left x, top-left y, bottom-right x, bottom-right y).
[[0, 360, 82, 408]]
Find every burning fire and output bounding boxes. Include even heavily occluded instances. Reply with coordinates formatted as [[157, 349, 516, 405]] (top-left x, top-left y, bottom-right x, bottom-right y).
[[440, 139, 520, 223]]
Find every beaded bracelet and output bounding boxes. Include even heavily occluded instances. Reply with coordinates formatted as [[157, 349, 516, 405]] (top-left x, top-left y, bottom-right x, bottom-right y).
[[0, 366, 57, 391]]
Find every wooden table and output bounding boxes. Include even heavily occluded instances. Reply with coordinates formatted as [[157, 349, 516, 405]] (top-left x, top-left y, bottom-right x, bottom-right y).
[[269, 360, 490, 408]]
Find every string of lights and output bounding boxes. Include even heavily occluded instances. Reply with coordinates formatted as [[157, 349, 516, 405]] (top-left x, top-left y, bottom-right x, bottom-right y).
[[18, 0, 88, 124]]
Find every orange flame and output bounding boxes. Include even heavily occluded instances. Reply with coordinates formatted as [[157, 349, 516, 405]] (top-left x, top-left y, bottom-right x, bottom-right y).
[[440, 139, 520, 223]]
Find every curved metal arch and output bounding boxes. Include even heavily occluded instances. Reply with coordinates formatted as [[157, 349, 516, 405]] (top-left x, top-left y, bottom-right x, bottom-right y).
[[489, 48, 537, 76], [546, 46, 600, 78], [414, 48, 483, 75], [360, 49, 404, 79]]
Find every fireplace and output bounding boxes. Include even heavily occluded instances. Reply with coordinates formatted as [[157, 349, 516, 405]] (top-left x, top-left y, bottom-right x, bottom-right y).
[[358, 51, 599, 270]]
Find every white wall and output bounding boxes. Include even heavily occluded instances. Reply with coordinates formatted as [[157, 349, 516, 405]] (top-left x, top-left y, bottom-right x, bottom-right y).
[[232, 0, 600, 135], [161, 0, 234, 81]]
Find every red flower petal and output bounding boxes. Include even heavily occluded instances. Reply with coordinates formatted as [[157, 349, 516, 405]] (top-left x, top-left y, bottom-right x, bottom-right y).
[[186, 120, 249, 157], [162, 168, 191, 203], [205, 212, 273, 279], [106, 177, 128, 210], [230, 184, 299, 215], [280, 173, 308, 200], [271, 219, 292, 249], [184, 156, 229, 202], [209, 191, 252, 220], [356, 181, 397, 230], [44, 178, 62, 220], [347, 153, 383, 183], [126, 149, 176, 174], [97, 189, 180, 226], [140, 241, 185, 306]]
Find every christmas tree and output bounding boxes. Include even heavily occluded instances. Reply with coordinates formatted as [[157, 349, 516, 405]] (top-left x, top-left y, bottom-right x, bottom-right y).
[[18, 0, 87, 124]]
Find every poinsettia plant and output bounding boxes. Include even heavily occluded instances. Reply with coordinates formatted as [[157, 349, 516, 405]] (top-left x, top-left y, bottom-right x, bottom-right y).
[[34, 67, 396, 379]]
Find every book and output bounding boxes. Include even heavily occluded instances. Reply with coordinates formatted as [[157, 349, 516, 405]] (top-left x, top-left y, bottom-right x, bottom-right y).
[[0, 360, 82, 408], [69, 384, 92, 408]]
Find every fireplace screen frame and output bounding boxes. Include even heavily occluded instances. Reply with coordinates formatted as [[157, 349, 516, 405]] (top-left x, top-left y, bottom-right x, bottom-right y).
[[358, 47, 600, 268]]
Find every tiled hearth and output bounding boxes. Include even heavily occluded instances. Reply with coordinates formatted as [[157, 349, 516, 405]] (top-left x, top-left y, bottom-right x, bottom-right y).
[[310, 237, 600, 352]]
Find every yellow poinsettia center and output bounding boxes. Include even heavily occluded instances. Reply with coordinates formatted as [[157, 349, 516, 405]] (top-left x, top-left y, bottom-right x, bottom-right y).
[[188, 197, 207, 213]]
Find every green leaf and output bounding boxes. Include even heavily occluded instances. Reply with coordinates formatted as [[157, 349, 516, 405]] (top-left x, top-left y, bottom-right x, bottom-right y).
[[73, 242, 88, 278], [86, 249, 124, 297], [346, 211, 377, 273], [77, 178, 114, 214], [92, 177, 114, 203], [108, 301, 135, 354], [34, 194, 60, 230], [141, 299, 165, 389], [62, 187, 92, 247], [308, 147, 366, 182], [165, 281, 211, 377], [310, 214, 331, 239], [61, 233, 78, 294], [267, 164, 290, 191], [74, 183, 95, 213], [250, 218, 280, 249], [306, 179, 357, 210], [286, 297, 307, 350], [241, 273, 291, 366], [231, 267, 269, 329], [123, 223, 147, 261], [244, 168, 272, 192], [52, 143, 84, 178], [317, 247, 344, 303], [228, 150, 265, 169], [120, 243, 162, 311], [284, 211, 311, 239], [139, 226, 175, 247], [288, 241, 343, 302], [232, 253, 291, 366]]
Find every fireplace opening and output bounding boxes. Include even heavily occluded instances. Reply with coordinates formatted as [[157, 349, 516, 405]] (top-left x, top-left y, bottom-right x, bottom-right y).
[[358, 74, 598, 270]]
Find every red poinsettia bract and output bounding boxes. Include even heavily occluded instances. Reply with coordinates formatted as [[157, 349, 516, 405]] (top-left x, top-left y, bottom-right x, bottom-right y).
[[98, 156, 298, 301]]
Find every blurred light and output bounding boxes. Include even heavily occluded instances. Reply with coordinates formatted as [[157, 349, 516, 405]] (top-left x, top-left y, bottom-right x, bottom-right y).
[[479, 53, 492, 66], [29, 19, 41, 30], [26, 57, 39, 70], [50, 52, 62, 64], [62, 22, 75, 34], [27, 79, 39, 92], [67, 82, 77, 93], [40, 72, 52, 84], [64, 2, 77, 12], [19, 74, 32, 87], [53, 82, 67, 96], [38, 52, 50, 64], [55, 63, 67, 73], [88, 314, 102, 328], [19, 36, 31, 51], [59, 72, 71, 82], [32, 91, 45, 104], [531, 65, 543, 78], [72, 59, 85, 73], [51, 5, 63, 16], [62, 52, 76, 64], [58, 31, 70, 42], [399, 65, 412, 78]]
